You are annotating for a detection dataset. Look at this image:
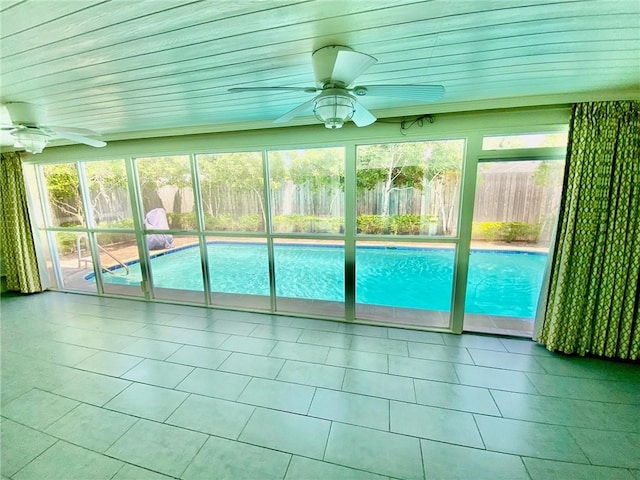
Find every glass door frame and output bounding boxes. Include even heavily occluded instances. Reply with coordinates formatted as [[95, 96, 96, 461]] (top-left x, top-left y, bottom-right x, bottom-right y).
[[452, 144, 567, 334]]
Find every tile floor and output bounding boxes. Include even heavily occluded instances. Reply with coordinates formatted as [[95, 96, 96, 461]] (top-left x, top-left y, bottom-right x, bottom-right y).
[[1, 291, 639, 480]]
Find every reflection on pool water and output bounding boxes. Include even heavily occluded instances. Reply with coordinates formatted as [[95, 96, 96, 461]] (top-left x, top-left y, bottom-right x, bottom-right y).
[[89, 243, 547, 318]]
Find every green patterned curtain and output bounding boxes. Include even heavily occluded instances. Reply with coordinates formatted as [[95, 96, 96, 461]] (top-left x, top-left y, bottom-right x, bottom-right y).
[[537, 101, 639, 360], [0, 152, 43, 293]]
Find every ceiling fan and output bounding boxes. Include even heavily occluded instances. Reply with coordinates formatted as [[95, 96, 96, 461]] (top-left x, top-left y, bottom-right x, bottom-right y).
[[229, 45, 445, 129], [1, 102, 106, 154]]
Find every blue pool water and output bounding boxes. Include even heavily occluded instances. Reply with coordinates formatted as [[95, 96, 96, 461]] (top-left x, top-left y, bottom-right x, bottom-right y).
[[95, 243, 547, 318]]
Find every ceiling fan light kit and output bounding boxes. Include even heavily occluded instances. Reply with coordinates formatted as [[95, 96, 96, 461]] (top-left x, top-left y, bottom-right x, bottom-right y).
[[229, 44, 445, 129], [12, 129, 49, 154], [313, 89, 356, 129]]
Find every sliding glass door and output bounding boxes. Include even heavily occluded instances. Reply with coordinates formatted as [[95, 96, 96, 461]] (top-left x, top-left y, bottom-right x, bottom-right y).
[[464, 158, 565, 336]]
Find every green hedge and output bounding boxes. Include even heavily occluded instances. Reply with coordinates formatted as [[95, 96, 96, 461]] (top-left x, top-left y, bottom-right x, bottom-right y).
[[272, 215, 343, 233], [54, 214, 450, 256], [472, 221, 540, 243], [167, 212, 198, 230], [167, 212, 266, 232], [357, 214, 438, 235]]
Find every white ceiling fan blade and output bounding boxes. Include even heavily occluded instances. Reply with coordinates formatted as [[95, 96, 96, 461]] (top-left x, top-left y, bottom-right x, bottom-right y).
[[6, 102, 47, 125], [52, 131, 106, 148], [274, 97, 318, 124], [229, 86, 318, 93], [47, 125, 102, 136], [331, 50, 377, 86], [354, 84, 445, 101], [351, 102, 377, 127]]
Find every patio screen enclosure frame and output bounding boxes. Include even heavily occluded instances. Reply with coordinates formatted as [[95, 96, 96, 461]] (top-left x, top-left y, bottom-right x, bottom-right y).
[[23, 107, 569, 335]]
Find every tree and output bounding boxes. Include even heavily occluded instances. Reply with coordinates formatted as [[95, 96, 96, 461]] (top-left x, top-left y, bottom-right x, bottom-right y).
[[85, 160, 129, 223], [136, 156, 192, 213], [198, 152, 271, 228], [357, 142, 425, 216], [421, 140, 464, 234], [356, 140, 463, 233], [43, 163, 84, 225], [43, 160, 130, 226], [282, 148, 344, 216]]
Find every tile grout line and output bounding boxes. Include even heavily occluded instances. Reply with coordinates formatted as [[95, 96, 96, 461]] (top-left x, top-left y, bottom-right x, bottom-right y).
[[487, 389, 504, 418], [321, 421, 333, 461], [305, 386, 319, 416], [281, 453, 294, 480], [108, 462, 127, 480], [9, 437, 62, 479], [176, 429, 209, 479], [564, 424, 594, 465], [235, 405, 259, 441], [418, 435, 427, 480], [338, 367, 347, 391], [104, 416, 142, 456], [519, 455, 534, 480], [162, 389, 193, 424], [470, 413, 487, 450]]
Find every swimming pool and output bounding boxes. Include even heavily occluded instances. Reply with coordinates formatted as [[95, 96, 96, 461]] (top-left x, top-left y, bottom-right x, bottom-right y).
[[93, 243, 546, 318]]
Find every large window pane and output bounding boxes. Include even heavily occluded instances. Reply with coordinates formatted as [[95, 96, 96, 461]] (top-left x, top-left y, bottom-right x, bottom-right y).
[[52, 231, 95, 292], [148, 235, 204, 303], [94, 233, 144, 297], [84, 160, 133, 228], [207, 237, 270, 310], [268, 148, 345, 234], [482, 132, 568, 150], [465, 159, 565, 336], [196, 152, 266, 232], [41, 163, 85, 227], [355, 241, 454, 328], [274, 239, 344, 317], [39, 231, 58, 289], [356, 140, 464, 236], [136, 155, 196, 230]]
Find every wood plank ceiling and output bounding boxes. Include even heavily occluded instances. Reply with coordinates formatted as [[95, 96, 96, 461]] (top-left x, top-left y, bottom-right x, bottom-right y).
[[0, 0, 638, 147]]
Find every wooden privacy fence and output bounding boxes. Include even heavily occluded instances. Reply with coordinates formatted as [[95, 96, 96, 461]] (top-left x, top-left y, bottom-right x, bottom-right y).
[[473, 171, 562, 224], [52, 171, 561, 237]]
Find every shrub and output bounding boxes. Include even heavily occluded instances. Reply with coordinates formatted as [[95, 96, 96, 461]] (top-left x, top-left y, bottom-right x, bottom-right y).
[[390, 214, 422, 235], [312, 216, 343, 233], [357, 215, 387, 234], [55, 232, 79, 255], [167, 212, 197, 230], [473, 221, 503, 241], [205, 214, 233, 231], [472, 221, 541, 243], [500, 222, 541, 243], [237, 214, 263, 232], [272, 214, 313, 233]]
